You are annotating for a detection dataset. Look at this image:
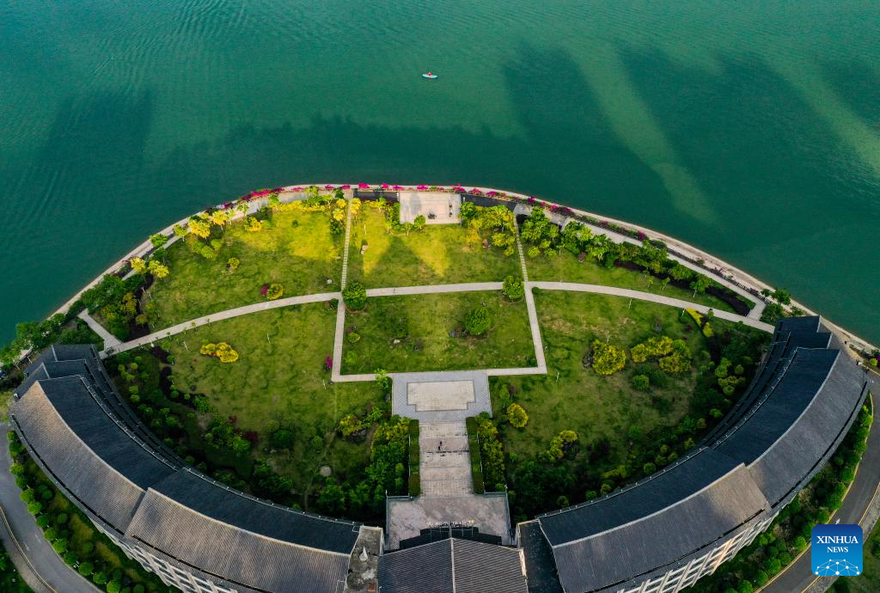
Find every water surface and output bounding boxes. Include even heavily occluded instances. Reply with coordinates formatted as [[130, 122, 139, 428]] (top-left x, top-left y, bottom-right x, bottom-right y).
[[1, 1, 878, 343]]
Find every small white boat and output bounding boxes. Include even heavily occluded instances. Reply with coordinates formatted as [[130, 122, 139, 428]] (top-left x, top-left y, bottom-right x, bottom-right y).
[[422, 72, 438, 79]]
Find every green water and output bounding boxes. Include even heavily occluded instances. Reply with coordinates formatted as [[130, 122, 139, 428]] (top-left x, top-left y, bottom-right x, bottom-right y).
[[1, 1, 878, 344]]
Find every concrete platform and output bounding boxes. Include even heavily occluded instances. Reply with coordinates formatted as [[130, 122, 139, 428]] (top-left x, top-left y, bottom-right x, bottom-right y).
[[398, 191, 461, 224], [387, 494, 512, 549], [392, 371, 491, 422]]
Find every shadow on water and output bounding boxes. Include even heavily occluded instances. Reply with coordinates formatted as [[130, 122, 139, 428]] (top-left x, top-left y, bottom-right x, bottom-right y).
[[1, 44, 879, 344], [820, 57, 880, 130]]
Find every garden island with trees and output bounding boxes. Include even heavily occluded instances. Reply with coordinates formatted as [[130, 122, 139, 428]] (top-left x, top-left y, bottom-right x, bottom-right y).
[[1, 184, 876, 593]]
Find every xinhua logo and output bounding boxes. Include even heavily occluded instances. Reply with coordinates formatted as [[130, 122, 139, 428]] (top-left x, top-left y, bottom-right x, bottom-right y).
[[811, 524, 862, 576]]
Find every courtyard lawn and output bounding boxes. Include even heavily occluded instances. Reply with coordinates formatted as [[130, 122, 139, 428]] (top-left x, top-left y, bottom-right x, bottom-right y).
[[527, 249, 744, 313], [346, 206, 520, 288], [341, 291, 535, 374], [492, 291, 707, 463], [162, 303, 381, 499], [147, 208, 343, 329]]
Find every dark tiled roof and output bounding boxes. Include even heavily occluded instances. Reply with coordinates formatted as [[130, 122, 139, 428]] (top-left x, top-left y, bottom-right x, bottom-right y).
[[378, 539, 527, 593], [126, 476, 354, 593], [518, 522, 563, 593], [136, 469, 359, 553], [12, 377, 176, 531], [543, 460, 767, 593]]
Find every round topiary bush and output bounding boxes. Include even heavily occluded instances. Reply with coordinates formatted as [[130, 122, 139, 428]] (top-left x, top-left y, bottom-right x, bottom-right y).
[[502, 275, 525, 301], [632, 374, 650, 391], [465, 306, 491, 336], [265, 283, 284, 300], [343, 282, 367, 310]]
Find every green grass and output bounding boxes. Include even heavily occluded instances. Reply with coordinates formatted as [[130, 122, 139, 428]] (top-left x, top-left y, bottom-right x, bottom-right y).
[[527, 249, 741, 313], [346, 206, 520, 288], [491, 290, 707, 463], [162, 303, 381, 497], [147, 208, 344, 329], [0, 389, 12, 422], [341, 291, 535, 374]]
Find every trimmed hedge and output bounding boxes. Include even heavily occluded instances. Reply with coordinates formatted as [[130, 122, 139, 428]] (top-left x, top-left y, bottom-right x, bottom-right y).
[[408, 420, 420, 496], [466, 417, 485, 494]]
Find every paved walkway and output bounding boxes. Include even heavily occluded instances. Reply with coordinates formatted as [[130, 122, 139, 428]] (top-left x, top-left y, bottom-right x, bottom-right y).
[[419, 421, 472, 497], [77, 310, 121, 349], [529, 281, 774, 332], [365, 282, 502, 297], [0, 426, 100, 593], [104, 291, 339, 357]]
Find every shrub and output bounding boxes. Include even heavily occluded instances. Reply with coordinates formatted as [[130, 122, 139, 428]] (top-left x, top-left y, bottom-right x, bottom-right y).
[[269, 429, 295, 450], [227, 257, 240, 271], [507, 403, 529, 428], [632, 374, 650, 391], [658, 340, 692, 374], [93, 571, 108, 585], [200, 342, 239, 363], [338, 414, 366, 438], [343, 282, 367, 310], [78, 561, 94, 577], [591, 340, 626, 375], [409, 472, 421, 496], [548, 430, 578, 460], [465, 306, 492, 336], [265, 283, 284, 300], [502, 275, 525, 301], [630, 336, 673, 363], [347, 332, 361, 344]]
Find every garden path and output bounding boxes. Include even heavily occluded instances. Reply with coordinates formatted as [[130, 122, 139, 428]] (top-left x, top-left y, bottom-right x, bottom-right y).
[[77, 310, 121, 349], [103, 291, 339, 357], [528, 281, 774, 332]]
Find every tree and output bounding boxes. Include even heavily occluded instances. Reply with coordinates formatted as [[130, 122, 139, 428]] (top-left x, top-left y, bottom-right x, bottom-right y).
[[188, 217, 212, 239], [502, 275, 525, 301], [507, 403, 529, 428], [343, 282, 367, 310], [590, 340, 626, 375], [150, 233, 168, 248], [465, 306, 492, 336], [771, 288, 792, 305], [413, 215, 426, 230], [78, 561, 94, 577], [265, 283, 284, 300], [147, 260, 169, 280], [130, 257, 147, 275], [690, 275, 711, 297]]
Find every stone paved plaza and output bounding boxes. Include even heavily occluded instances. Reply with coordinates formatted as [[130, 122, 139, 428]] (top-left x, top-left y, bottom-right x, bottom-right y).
[[391, 371, 492, 422]]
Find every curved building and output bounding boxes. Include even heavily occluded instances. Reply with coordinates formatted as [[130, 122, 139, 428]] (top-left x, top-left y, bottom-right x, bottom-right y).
[[9, 317, 871, 593]]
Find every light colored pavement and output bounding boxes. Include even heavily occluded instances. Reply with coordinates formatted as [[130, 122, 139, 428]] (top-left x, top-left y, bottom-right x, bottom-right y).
[[364, 282, 503, 297], [76, 310, 120, 349], [340, 195, 354, 290], [0, 426, 101, 593], [391, 371, 492, 422], [419, 421, 472, 497], [524, 284, 548, 372], [530, 281, 774, 333], [104, 291, 339, 357]]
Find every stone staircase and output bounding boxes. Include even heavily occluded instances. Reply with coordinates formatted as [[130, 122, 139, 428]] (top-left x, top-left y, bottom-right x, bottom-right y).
[[419, 421, 472, 497]]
